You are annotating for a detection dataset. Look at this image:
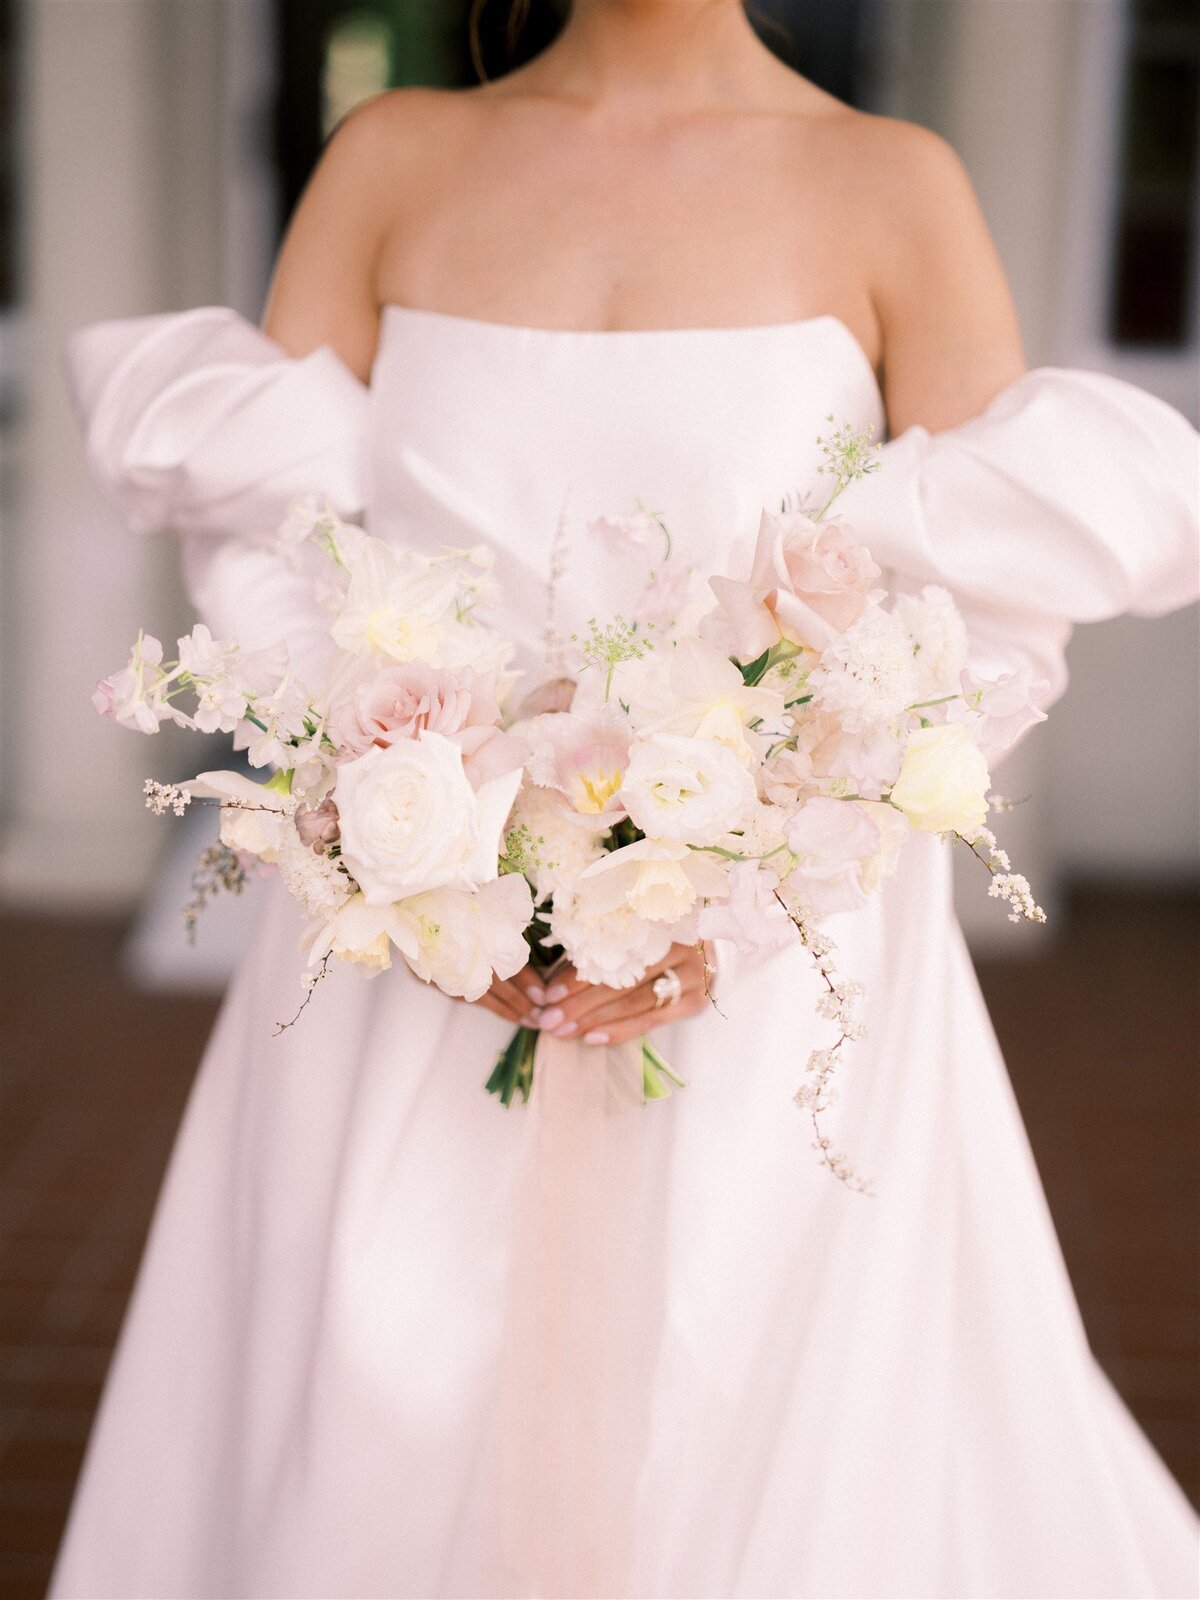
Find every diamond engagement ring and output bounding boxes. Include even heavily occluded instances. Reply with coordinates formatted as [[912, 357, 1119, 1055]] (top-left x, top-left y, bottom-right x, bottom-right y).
[[652, 967, 683, 1009]]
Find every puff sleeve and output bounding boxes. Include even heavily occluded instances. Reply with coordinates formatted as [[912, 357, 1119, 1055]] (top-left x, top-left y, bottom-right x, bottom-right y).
[[62, 304, 370, 686], [837, 365, 1200, 719]]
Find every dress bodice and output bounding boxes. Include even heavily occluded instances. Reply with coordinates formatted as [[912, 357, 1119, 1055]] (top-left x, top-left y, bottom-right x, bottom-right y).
[[366, 305, 886, 657], [62, 302, 1200, 714]]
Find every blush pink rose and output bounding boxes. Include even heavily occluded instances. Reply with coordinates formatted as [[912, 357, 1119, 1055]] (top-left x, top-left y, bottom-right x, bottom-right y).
[[328, 664, 501, 759], [711, 508, 881, 660]]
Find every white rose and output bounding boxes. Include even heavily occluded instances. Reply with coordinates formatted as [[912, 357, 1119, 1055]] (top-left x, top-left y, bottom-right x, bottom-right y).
[[391, 875, 534, 1000], [577, 838, 728, 923], [889, 723, 990, 839], [619, 733, 756, 847], [334, 731, 521, 905]]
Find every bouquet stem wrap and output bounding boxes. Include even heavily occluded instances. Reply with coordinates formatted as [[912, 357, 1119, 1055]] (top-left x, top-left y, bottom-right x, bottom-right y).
[[483, 1033, 663, 1597]]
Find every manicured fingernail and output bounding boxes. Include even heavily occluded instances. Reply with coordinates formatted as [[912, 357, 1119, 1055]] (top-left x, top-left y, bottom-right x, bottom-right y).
[[522, 1009, 543, 1028], [537, 1006, 564, 1029], [544, 983, 569, 1003], [552, 1020, 578, 1038], [583, 1030, 610, 1045], [527, 984, 546, 1005]]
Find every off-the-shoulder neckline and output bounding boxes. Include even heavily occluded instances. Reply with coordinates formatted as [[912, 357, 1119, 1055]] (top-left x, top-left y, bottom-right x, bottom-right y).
[[378, 300, 884, 408]]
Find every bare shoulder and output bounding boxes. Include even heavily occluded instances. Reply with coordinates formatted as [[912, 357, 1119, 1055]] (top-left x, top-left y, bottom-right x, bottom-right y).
[[260, 87, 478, 378], [831, 111, 1029, 434], [320, 84, 483, 176]]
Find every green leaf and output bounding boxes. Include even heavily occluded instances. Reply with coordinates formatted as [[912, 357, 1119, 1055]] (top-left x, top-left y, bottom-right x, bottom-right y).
[[738, 648, 771, 686]]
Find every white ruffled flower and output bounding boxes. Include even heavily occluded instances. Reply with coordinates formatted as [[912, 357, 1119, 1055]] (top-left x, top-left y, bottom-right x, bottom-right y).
[[576, 837, 728, 923], [334, 731, 521, 905], [808, 605, 919, 734], [620, 733, 757, 847], [547, 882, 675, 989], [891, 585, 969, 703], [391, 874, 533, 1000], [278, 829, 352, 920]]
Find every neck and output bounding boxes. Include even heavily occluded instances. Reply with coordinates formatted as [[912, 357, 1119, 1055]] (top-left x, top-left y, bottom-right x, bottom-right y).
[[523, 1, 781, 115]]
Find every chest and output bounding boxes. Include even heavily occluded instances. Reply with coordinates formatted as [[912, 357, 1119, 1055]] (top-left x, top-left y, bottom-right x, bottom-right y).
[[377, 110, 879, 355]]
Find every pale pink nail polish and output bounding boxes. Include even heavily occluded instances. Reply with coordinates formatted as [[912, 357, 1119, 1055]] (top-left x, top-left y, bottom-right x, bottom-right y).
[[538, 1007, 564, 1029], [544, 983, 569, 1004], [552, 1020, 578, 1038], [583, 1029, 610, 1045], [527, 984, 546, 1005], [522, 1009, 543, 1028]]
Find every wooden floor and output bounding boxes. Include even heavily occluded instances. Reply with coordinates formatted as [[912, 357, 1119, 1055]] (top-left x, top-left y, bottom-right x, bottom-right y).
[[0, 887, 1197, 1598]]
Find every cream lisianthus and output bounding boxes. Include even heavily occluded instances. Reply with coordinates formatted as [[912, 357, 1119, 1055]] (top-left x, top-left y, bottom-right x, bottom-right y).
[[576, 837, 728, 923], [620, 733, 756, 847], [889, 723, 991, 839], [334, 731, 521, 905], [390, 875, 533, 1000]]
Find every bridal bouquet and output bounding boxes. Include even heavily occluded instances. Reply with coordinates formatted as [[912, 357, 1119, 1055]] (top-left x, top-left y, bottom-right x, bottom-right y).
[[95, 421, 1045, 1190]]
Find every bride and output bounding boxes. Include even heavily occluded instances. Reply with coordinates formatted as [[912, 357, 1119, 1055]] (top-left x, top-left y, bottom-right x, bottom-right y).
[[54, 2, 1199, 1597]]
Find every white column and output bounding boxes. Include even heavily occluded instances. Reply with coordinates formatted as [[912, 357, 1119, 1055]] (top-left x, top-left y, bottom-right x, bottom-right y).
[[0, 0, 245, 911]]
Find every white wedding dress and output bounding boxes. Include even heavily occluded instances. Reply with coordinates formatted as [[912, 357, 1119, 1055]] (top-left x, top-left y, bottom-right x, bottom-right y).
[[52, 302, 1199, 1600]]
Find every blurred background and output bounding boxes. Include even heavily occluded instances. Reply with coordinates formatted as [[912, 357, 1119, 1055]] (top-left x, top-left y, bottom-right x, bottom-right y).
[[0, 0, 1197, 1593]]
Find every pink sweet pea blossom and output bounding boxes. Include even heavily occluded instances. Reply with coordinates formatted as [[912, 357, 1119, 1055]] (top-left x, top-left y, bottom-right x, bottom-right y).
[[784, 796, 885, 915], [954, 665, 1049, 763], [697, 860, 794, 955]]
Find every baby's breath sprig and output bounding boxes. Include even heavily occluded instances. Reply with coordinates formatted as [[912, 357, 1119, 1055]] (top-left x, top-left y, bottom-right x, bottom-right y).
[[957, 826, 1047, 925], [144, 778, 192, 817], [813, 416, 881, 522], [273, 953, 333, 1035], [182, 842, 246, 943], [572, 615, 652, 699], [774, 888, 874, 1195]]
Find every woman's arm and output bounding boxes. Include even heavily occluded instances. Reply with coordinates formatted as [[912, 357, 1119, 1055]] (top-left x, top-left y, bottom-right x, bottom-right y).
[[258, 93, 401, 377], [867, 120, 1028, 437]]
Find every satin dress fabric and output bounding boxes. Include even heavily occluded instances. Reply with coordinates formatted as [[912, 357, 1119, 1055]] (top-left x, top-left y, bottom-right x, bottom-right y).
[[51, 303, 1200, 1599]]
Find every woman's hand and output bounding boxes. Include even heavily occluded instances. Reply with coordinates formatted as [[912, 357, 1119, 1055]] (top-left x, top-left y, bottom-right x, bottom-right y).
[[523, 944, 712, 1047], [468, 963, 546, 1027]]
